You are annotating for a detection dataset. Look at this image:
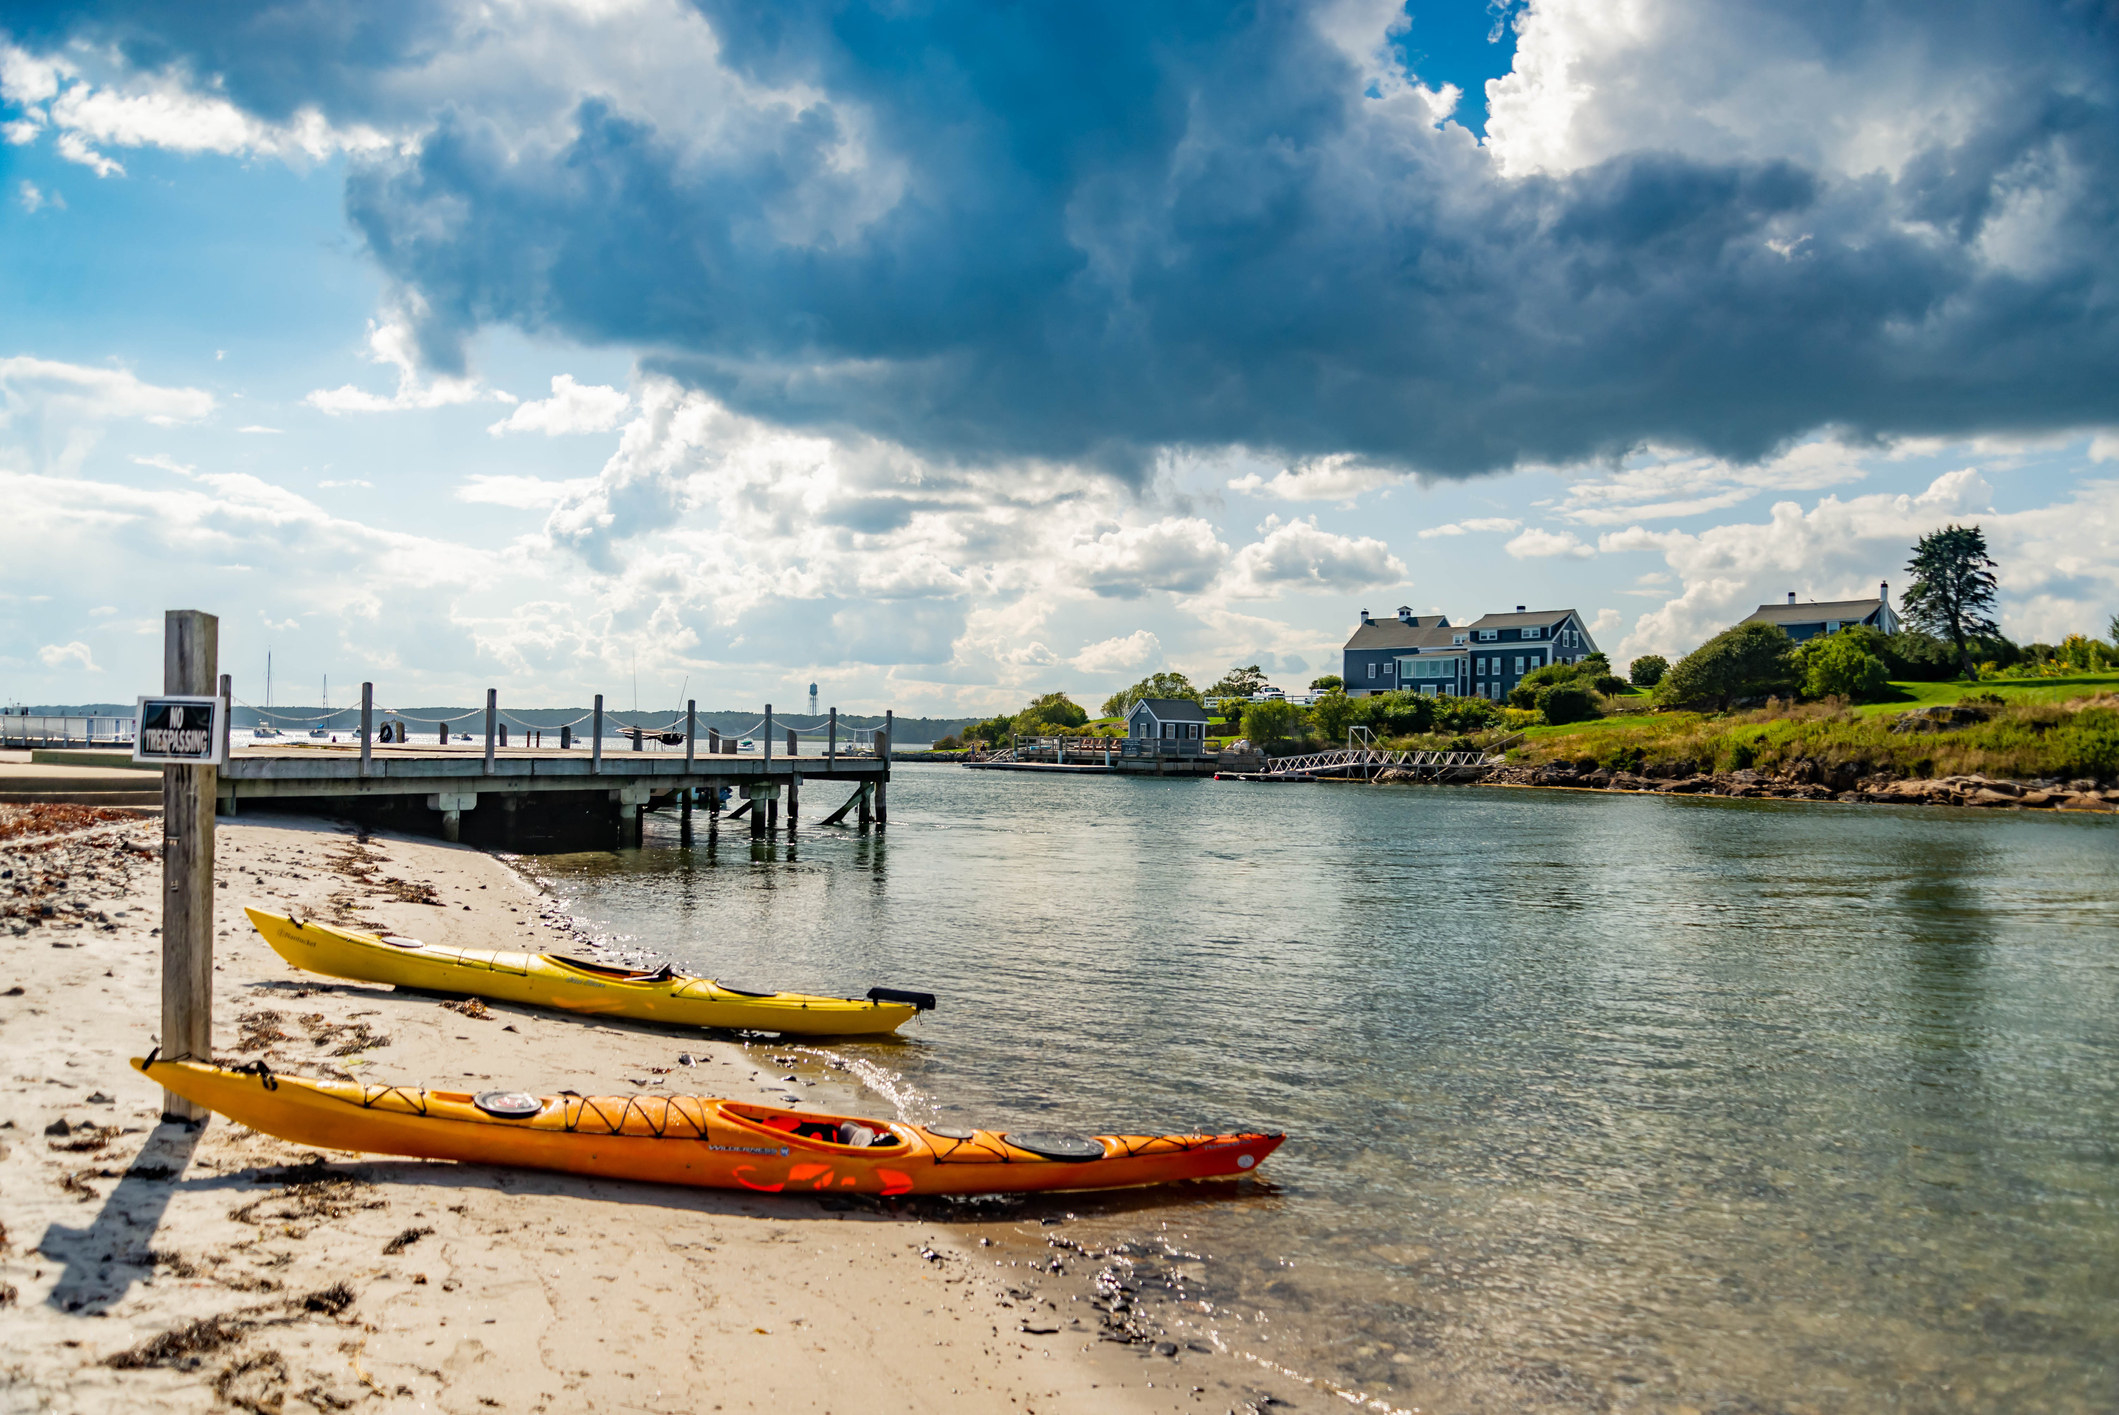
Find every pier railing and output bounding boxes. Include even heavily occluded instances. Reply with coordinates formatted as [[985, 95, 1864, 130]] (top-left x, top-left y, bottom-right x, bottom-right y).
[[0, 714, 137, 748], [1261, 746, 1504, 779]]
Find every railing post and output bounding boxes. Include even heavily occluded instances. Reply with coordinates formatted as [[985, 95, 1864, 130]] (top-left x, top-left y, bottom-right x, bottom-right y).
[[160, 609, 218, 1122], [828, 707, 837, 767], [219, 673, 233, 761], [876, 709, 891, 825], [763, 705, 773, 768], [592, 695, 604, 774], [685, 699, 696, 772], [483, 689, 496, 775], [360, 681, 374, 775]]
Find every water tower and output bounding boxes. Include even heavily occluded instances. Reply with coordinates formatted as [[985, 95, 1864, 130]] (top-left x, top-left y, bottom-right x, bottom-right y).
[[808, 682, 819, 716]]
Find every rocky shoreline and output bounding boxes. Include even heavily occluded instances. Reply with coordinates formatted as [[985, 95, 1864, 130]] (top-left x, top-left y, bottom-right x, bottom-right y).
[[1436, 760, 2119, 811]]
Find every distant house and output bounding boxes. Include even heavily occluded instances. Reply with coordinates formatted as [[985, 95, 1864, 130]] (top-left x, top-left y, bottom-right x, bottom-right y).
[[1739, 584, 1898, 644], [1343, 604, 1599, 700], [1342, 607, 1463, 696], [1127, 697, 1210, 745]]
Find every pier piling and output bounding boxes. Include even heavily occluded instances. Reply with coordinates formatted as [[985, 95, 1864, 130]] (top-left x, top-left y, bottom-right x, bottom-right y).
[[484, 689, 496, 775], [592, 696, 604, 774]]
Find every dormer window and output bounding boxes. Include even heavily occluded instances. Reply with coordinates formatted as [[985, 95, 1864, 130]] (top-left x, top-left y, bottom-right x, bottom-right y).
[[1453, 633, 1467, 645], [1478, 629, 1497, 642]]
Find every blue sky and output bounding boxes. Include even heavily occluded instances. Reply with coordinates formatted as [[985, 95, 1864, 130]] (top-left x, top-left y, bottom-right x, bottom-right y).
[[3, 0, 2115, 715]]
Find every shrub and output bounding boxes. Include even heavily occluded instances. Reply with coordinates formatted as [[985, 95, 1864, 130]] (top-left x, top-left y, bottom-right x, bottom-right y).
[[1308, 689, 1355, 743], [1654, 623, 1797, 712], [1592, 674, 1631, 697], [1803, 633, 1892, 702], [1508, 683, 1538, 709], [1537, 683, 1601, 725], [1309, 674, 1344, 692], [1241, 698, 1304, 746], [1628, 655, 1669, 687], [1352, 691, 1435, 736], [932, 735, 962, 751], [1431, 694, 1505, 734]]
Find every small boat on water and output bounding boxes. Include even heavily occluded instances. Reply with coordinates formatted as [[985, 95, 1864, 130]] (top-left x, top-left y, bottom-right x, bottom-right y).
[[135, 1056, 1284, 1196], [246, 909, 932, 1036]]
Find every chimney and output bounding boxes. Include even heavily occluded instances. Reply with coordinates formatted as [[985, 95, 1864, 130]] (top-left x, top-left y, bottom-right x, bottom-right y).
[[1879, 579, 1889, 603], [1515, 605, 1525, 613], [1787, 591, 1797, 605], [1397, 606, 1413, 624], [1359, 608, 1371, 625]]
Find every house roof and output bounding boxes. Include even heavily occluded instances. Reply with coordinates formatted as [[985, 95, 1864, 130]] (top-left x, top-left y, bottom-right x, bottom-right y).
[[1343, 619, 1462, 651], [1131, 697, 1210, 722], [1742, 599, 1884, 626], [1463, 608, 1580, 630]]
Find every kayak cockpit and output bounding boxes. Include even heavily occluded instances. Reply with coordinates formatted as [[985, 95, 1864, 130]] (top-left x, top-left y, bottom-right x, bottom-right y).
[[544, 955, 679, 984], [723, 1102, 906, 1150]]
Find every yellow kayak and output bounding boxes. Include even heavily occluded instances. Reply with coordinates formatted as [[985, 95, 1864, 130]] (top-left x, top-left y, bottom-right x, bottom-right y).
[[244, 908, 928, 1037], [137, 1055, 1284, 1197]]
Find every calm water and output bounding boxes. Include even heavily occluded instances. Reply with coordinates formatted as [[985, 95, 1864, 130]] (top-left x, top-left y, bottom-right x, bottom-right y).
[[531, 767, 2119, 1413]]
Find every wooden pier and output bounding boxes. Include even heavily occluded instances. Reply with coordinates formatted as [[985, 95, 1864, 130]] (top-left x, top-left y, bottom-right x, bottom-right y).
[[214, 736, 891, 850]]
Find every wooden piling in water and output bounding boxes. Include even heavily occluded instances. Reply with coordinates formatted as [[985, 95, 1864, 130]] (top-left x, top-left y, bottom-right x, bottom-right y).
[[876, 709, 891, 825], [160, 609, 217, 1122]]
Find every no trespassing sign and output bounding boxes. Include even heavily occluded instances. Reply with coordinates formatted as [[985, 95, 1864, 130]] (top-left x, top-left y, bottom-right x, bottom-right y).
[[134, 695, 226, 766]]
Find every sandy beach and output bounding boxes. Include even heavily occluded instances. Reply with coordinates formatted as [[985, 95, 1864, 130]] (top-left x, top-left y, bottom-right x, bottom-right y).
[[1, 804, 1302, 1415]]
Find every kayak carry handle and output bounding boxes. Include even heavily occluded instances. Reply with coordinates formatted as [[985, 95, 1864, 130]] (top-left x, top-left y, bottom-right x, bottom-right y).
[[867, 986, 937, 1012]]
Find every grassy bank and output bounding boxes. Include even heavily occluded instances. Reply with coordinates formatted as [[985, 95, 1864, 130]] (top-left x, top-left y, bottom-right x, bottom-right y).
[[1501, 684, 2119, 783]]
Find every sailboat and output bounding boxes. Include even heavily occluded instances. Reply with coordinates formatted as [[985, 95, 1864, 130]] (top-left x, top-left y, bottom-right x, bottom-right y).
[[251, 650, 284, 739], [308, 675, 333, 739]]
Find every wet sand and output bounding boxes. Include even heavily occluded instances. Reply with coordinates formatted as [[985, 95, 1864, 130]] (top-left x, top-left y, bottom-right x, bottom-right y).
[[0, 807, 1286, 1413]]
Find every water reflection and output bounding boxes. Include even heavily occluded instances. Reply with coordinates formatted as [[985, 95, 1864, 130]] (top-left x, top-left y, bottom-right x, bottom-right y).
[[530, 770, 2119, 1413]]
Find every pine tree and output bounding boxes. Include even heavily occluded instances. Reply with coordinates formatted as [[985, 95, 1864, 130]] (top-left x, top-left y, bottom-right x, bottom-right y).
[[1901, 525, 2000, 680]]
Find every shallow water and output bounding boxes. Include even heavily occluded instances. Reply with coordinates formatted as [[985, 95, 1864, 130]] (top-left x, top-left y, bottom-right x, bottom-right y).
[[531, 766, 2119, 1413]]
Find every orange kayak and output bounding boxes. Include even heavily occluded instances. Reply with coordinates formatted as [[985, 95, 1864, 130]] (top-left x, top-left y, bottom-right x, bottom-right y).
[[136, 1056, 1283, 1197]]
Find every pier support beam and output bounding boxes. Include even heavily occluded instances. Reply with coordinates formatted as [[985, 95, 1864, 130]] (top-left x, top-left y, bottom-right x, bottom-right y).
[[875, 710, 891, 826], [787, 774, 799, 833], [160, 609, 218, 1122], [427, 791, 477, 843]]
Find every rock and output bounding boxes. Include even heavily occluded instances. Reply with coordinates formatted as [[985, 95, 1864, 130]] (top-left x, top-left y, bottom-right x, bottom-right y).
[[44, 1118, 69, 1136]]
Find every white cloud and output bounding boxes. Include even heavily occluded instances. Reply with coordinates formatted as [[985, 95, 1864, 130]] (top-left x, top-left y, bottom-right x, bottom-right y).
[[1590, 608, 1623, 635], [37, 640, 99, 672], [1218, 515, 1407, 599], [1551, 440, 1873, 526], [1226, 454, 1404, 503], [305, 307, 511, 414], [488, 375, 632, 437], [236, 425, 281, 435], [316, 478, 374, 489], [1504, 527, 1595, 559], [1418, 516, 1521, 538], [130, 453, 195, 475], [0, 42, 393, 178], [1073, 631, 1162, 675], [1606, 467, 2119, 660], [1068, 518, 1229, 598], [457, 474, 593, 509], [17, 179, 61, 212], [1486, 0, 1998, 181], [0, 356, 215, 426]]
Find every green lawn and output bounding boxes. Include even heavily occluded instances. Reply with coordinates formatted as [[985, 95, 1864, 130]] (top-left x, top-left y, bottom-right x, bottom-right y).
[[1846, 674, 2119, 714]]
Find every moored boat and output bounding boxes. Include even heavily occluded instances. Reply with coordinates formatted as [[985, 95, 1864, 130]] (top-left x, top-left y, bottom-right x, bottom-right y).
[[245, 908, 931, 1037], [135, 1056, 1284, 1196]]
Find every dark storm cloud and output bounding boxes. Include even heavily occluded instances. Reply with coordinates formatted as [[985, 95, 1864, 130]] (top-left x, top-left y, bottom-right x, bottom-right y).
[[14, 0, 2119, 478]]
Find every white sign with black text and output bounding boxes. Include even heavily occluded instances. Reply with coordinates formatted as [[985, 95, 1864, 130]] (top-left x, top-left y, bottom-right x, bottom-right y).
[[133, 695, 227, 766]]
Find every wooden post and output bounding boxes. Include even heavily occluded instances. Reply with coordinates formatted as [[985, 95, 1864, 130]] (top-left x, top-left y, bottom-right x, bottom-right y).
[[680, 787, 693, 845], [685, 700, 697, 772], [764, 705, 773, 769], [709, 727, 721, 755], [592, 695, 604, 774], [828, 707, 837, 767], [876, 709, 891, 825], [439, 717, 448, 746], [219, 672, 234, 762], [751, 788, 766, 840], [787, 774, 799, 832], [161, 610, 218, 1122], [360, 682, 374, 775], [561, 723, 572, 751], [767, 795, 778, 834], [483, 689, 496, 775], [787, 727, 798, 758], [857, 779, 873, 827]]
